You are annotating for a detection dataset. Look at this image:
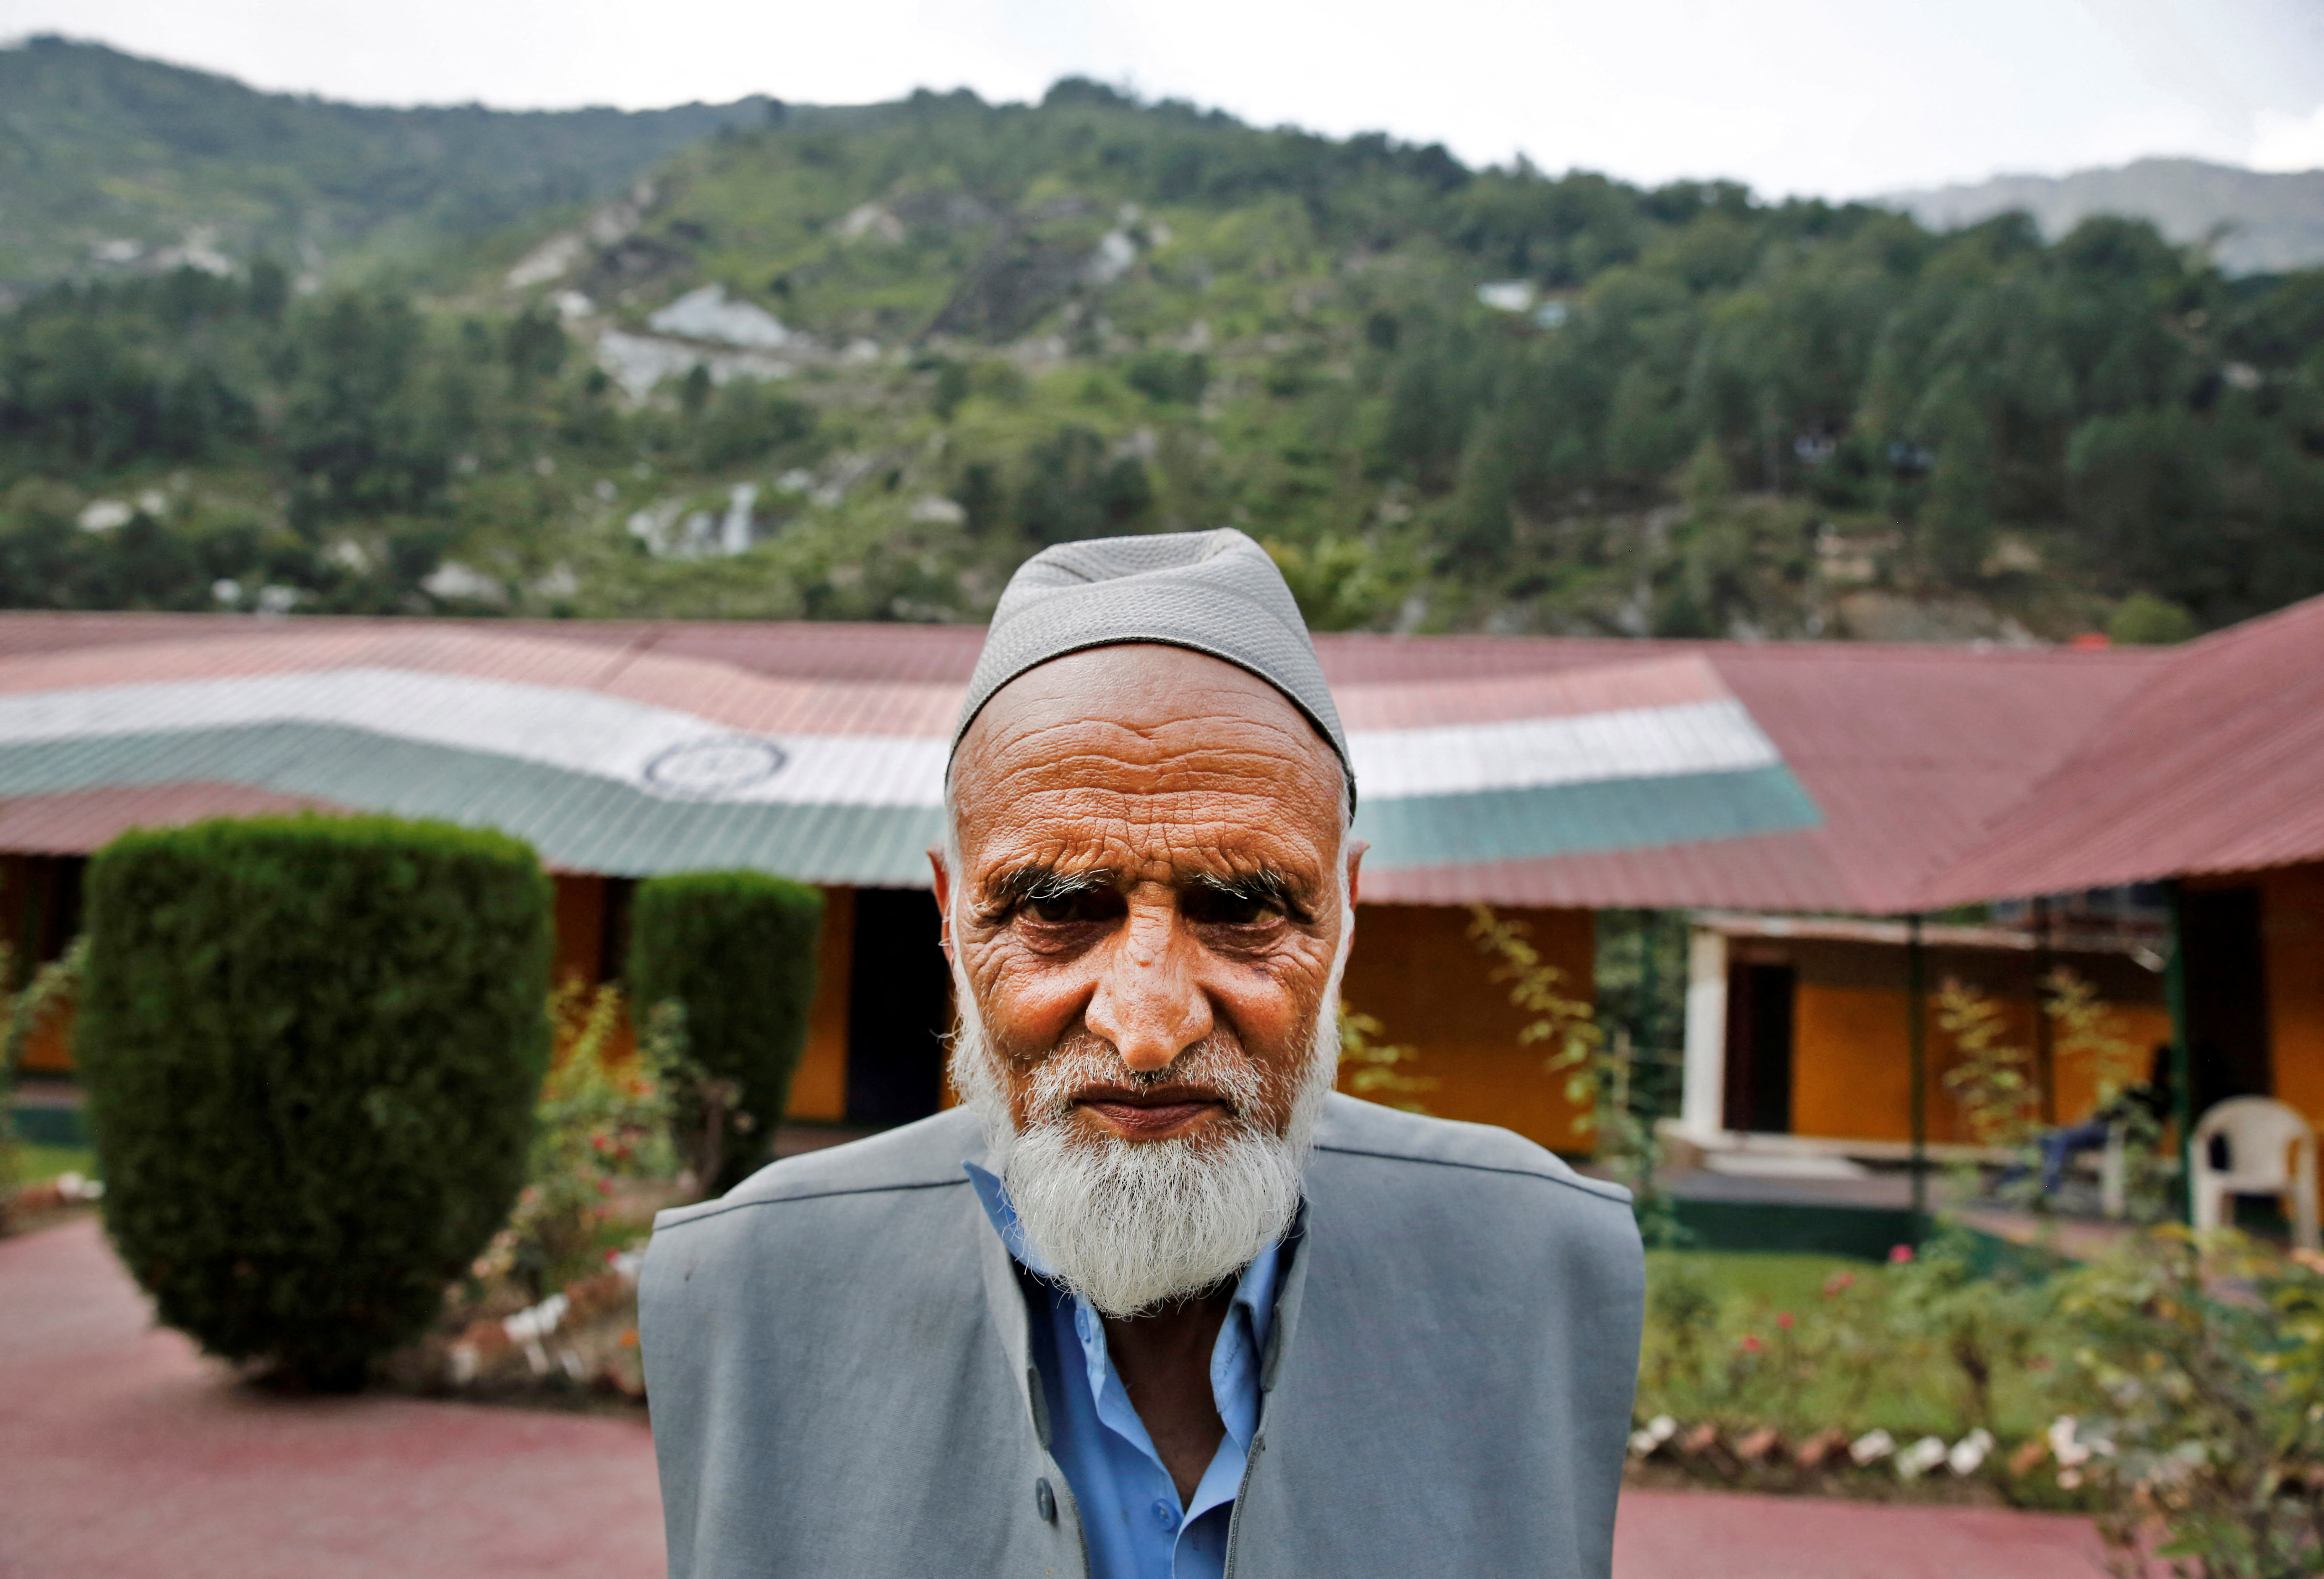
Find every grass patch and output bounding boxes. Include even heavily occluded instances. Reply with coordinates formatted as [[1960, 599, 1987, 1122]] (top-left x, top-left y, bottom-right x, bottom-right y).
[[10, 1143, 95, 1185], [1647, 1250, 1858, 1313]]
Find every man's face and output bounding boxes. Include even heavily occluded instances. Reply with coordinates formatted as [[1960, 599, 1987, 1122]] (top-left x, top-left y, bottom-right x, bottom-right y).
[[934, 644, 1357, 1151]]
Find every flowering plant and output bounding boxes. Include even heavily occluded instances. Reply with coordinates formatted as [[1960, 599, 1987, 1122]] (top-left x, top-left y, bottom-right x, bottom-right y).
[[0, 936, 86, 1217], [2058, 1228, 2324, 1578], [471, 980, 677, 1299]]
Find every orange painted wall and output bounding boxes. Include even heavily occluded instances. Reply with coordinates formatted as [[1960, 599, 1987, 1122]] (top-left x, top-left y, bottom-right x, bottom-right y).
[[1340, 903, 1595, 1153], [1790, 983, 1927, 1144], [2259, 862, 2324, 1131], [1790, 980, 2169, 1145], [787, 886, 854, 1123]]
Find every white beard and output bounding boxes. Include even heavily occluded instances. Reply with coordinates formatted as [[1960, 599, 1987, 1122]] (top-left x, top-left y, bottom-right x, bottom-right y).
[[948, 941, 1347, 1319]]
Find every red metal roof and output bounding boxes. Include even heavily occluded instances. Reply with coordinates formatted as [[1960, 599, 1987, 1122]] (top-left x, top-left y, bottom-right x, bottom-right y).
[[0, 602, 2311, 912], [1334, 638, 2168, 911], [0, 783, 349, 853], [1919, 595, 2324, 903]]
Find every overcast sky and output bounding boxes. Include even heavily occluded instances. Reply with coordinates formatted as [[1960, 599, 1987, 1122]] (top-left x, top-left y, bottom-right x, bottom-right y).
[[8, 0, 2324, 197]]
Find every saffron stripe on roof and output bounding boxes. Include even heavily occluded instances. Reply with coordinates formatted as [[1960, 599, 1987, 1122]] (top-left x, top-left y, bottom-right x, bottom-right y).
[[0, 627, 967, 739]]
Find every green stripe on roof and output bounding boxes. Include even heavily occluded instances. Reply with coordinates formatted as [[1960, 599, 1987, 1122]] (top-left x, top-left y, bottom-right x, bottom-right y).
[[1352, 764, 1821, 868], [0, 726, 946, 884]]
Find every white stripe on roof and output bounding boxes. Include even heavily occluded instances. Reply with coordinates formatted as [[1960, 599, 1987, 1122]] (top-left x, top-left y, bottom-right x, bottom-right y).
[[1349, 699, 1781, 799], [0, 669, 1786, 808]]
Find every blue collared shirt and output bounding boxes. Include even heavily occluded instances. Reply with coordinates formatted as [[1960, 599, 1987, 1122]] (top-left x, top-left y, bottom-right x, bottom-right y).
[[967, 1164, 1284, 1579]]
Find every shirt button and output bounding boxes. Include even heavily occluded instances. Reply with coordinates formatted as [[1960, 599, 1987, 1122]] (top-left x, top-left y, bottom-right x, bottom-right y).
[[1035, 1478, 1056, 1523], [1152, 1499, 1179, 1532]]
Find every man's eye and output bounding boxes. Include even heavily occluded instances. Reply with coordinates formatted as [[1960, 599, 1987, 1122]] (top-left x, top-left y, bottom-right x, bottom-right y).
[[1185, 889, 1276, 927], [1025, 890, 1118, 925]]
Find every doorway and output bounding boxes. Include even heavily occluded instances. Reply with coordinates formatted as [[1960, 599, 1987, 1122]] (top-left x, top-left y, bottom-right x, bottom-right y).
[[2181, 885, 2271, 1117], [845, 887, 954, 1126], [1723, 961, 1796, 1133]]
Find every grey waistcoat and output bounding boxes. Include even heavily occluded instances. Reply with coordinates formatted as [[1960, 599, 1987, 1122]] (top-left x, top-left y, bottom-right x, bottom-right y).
[[641, 1093, 1645, 1578]]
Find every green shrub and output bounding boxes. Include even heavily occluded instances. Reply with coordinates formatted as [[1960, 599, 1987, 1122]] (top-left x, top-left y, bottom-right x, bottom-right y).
[[628, 871, 823, 1192], [76, 814, 551, 1388], [2108, 591, 2200, 645]]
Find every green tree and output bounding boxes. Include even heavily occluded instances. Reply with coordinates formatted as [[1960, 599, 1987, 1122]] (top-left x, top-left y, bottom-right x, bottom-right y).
[[1916, 386, 1998, 584], [1016, 426, 1154, 545], [77, 815, 551, 1389], [2108, 591, 2200, 644]]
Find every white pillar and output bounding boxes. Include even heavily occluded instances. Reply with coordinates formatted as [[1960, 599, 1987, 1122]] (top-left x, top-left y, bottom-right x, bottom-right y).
[[1679, 927, 1729, 1141]]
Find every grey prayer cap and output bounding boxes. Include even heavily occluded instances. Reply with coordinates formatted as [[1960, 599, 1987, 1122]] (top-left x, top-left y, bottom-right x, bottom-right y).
[[952, 528, 1353, 805]]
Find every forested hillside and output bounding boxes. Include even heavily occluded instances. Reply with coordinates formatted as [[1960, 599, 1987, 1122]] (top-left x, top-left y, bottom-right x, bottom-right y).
[[0, 37, 773, 289], [3, 73, 2321, 638]]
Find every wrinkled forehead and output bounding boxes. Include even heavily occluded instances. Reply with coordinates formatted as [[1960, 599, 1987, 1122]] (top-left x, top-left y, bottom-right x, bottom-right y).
[[948, 645, 1347, 879]]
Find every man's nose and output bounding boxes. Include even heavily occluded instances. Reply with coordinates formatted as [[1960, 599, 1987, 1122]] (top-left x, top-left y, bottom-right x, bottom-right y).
[[1084, 912, 1214, 1073]]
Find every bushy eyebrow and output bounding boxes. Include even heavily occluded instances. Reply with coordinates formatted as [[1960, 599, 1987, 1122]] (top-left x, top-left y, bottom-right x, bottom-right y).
[[1187, 868, 1315, 924], [982, 863, 1120, 910]]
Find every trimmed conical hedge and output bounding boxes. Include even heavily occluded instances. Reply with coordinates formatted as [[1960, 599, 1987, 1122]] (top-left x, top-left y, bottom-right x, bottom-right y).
[[77, 814, 551, 1389], [629, 870, 823, 1193]]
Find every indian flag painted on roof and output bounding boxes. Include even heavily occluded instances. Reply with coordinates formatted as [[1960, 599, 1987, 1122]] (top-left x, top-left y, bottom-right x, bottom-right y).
[[0, 627, 1818, 881]]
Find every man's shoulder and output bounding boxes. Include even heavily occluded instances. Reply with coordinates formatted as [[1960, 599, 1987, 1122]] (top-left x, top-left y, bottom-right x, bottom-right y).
[[1310, 1092, 1632, 1209], [650, 1107, 983, 1238]]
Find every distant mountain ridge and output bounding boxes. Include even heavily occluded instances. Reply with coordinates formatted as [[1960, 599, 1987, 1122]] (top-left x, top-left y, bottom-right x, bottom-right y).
[[1879, 157, 2324, 275], [23, 35, 2324, 291], [0, 36, 782, 294]]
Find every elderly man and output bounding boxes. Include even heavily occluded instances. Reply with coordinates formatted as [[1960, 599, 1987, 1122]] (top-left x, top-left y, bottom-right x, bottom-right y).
[[641, 529, 1644, 1578]]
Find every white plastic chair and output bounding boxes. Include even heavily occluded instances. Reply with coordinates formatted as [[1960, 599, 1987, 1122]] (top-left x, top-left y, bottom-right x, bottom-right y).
[[2191, 1097, 2320, 1250]]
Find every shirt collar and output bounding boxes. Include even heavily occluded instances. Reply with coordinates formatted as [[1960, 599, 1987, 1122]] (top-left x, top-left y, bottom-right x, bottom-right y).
[[965, 1159, 1052, 1275]]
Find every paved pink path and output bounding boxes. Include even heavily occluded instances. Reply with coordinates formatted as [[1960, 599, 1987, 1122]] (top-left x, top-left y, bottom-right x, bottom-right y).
[[1616, 1489, 2110, 1578], [3, 1214, 2113, 1578], [0, 1216, 664, 1579]]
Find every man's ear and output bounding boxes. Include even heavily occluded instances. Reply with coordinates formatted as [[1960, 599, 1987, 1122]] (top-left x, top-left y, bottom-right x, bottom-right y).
[[1344, 838, 1368, 911], [928, 846, 955, 960]]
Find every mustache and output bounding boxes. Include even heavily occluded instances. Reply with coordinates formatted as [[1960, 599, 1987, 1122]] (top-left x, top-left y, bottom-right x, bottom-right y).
[[1017, 1031, 1269, 1125]]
